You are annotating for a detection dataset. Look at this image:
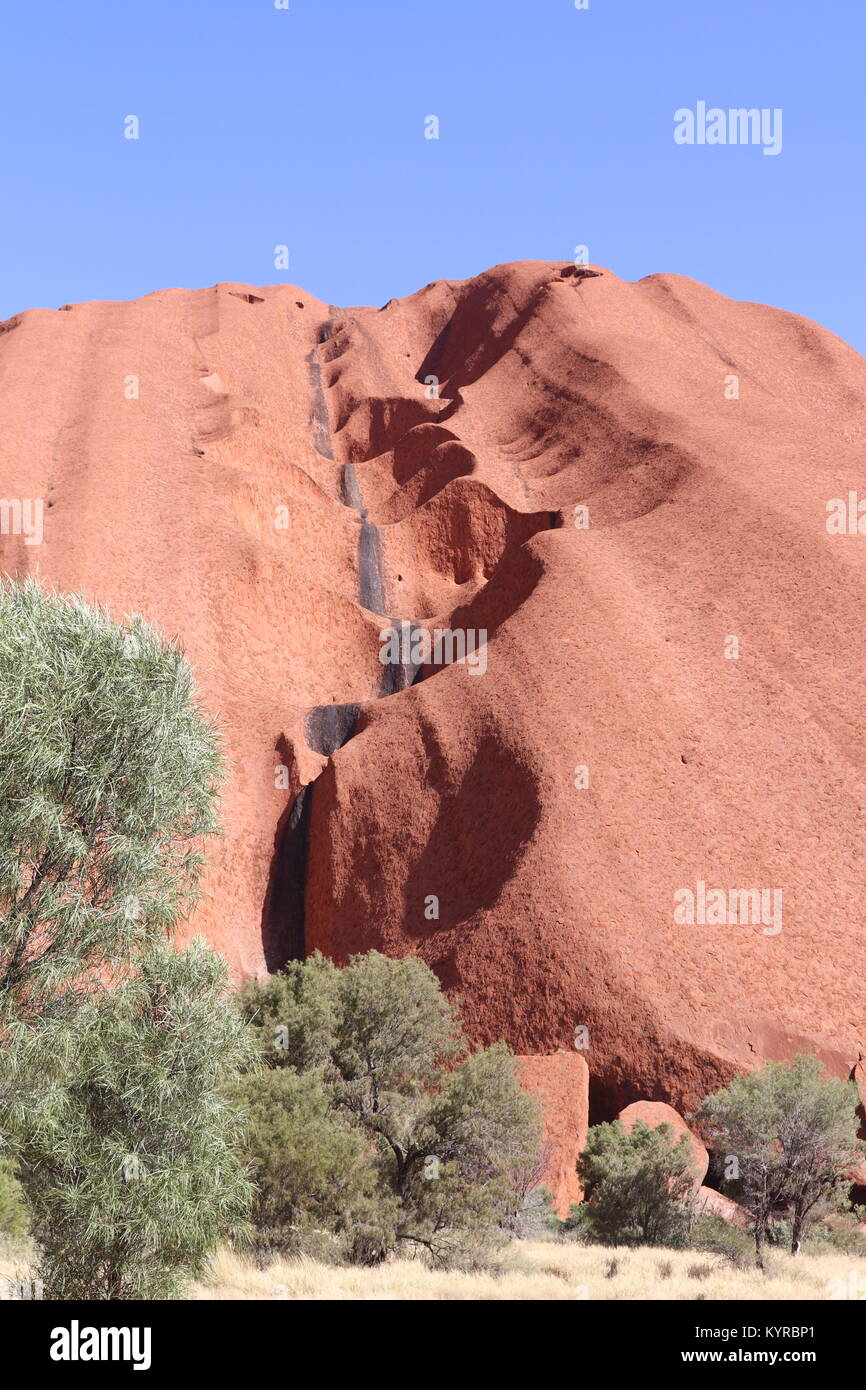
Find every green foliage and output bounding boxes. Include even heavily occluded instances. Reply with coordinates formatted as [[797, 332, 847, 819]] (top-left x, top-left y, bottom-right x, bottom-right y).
[[0, 1156, 29, 1239], [799, 1211, 866, 1257], [233, 1067, 380, 1257], [238, 951, 543, 1265], [560, 1200, 595, 1241], [573, 1119, 695, 1247], [238, 951, 339, 1072], [694, 1054, 864, 1262], [7, 940, 255, 1299], [0, 576, 222, 1025], [689, 1214, 754, 1269], [0, 578, 241, 1297]]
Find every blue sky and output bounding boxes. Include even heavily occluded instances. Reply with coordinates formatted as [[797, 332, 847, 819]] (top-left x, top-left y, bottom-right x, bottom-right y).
[[1, 0, 864, 352]]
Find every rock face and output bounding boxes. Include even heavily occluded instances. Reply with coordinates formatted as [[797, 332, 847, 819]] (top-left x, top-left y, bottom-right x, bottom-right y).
[[517, 1053, 589, 1214], [2, 260, 866, 1119], [693, 1186, 752, 1229], [616, 1101, 709, 1188]]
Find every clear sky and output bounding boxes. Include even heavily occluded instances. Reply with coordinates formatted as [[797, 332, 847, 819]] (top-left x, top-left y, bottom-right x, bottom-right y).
[[1, 0, 864, 353]]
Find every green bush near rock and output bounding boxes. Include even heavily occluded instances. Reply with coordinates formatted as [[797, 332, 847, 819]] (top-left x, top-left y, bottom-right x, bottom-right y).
[[237, 950, 544, 1266]]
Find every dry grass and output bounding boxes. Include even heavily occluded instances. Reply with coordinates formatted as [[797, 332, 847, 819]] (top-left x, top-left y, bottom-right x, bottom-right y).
[[0, 1238, 36, 1299], [5, 1236, 865, 1300], [190, 1240, 866, 1301]]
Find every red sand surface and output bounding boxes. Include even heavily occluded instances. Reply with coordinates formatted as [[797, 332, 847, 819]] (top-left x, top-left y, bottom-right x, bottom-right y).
[[3, 260, 865, 1162]]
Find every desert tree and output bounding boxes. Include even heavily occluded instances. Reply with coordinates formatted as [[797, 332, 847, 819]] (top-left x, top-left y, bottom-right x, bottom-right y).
[[0, 576, 222, 1026], [0, 577, 248, 1297], [694, 1054, 864, 1266], [6, 939, 255, 1299], [238, 951, 543, 1265]]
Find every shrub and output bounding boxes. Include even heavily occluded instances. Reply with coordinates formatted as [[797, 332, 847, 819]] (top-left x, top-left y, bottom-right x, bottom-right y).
[[560, 1201, 595, 1242], [574, 1119, 695, 1247], [505, 1182, 557, 1239], [238, 951, 543, 1265], [800, 1211, 866, 1257], [233, 1066, 382, 1258], [689, 1214, 754, 1270]]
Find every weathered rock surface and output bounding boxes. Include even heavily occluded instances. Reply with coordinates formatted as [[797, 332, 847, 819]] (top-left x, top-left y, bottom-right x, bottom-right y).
[[692, 1186, 752, 1229], [616, 1100, 709, 1187], [517, 1052, 589, 1214], [2, 260, 865, 1119]]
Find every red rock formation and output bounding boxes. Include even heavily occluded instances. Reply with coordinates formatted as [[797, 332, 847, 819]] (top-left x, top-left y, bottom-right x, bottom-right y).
[[2, 260, 866, 1119], [516, 1052, 589, 1214], [616, 1101, 709, 1187], [692, 1186, 752, 1229]]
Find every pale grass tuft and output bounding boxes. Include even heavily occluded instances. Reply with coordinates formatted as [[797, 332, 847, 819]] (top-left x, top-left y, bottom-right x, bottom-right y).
[[189, 1239, 866, 1301], [5, 1237, 866, 1300]]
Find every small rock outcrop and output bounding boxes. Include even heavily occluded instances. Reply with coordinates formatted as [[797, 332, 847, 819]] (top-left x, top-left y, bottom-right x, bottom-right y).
[[616, 1100, 709, 1188], [516, 1052, 589, 1215]]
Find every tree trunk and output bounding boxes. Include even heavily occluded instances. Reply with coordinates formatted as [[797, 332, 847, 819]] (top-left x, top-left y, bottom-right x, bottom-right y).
[[754, 1214, 767, 1271], [791, 1205, 804, 1256]]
